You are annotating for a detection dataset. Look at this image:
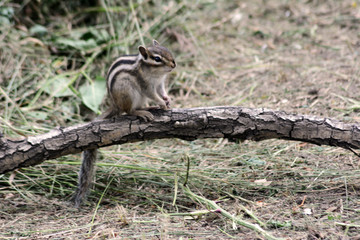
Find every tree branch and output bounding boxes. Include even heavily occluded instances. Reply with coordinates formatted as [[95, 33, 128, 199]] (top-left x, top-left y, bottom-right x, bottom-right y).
[[1, 106, 360, 174]]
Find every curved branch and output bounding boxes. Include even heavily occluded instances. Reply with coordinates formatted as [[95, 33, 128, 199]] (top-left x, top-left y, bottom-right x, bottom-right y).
[[1, 106, 360, 174]]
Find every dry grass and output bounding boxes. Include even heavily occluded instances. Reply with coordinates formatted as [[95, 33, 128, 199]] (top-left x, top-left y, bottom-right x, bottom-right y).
[[1, 0, 360, 239]]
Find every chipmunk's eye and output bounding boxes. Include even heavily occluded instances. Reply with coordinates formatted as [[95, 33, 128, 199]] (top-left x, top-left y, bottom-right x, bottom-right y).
[[154, 56, 161, 62]]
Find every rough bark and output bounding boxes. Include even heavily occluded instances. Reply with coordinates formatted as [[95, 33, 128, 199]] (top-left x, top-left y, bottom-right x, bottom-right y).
[[1, 106, 360, 174]]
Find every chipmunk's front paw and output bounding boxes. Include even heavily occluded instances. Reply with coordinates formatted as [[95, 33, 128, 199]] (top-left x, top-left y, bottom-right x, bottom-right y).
[[162, 95, 171, 108]]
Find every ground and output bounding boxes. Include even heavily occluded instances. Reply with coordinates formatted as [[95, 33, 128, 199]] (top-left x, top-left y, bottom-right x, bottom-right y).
[[0, 0, 359, 239]]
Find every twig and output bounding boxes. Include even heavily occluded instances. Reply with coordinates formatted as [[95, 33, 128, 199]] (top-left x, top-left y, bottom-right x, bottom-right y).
[[183, 154, 190, 186], [335, 222, 360, 228], [172, 173, 178, 206], [182, 185, 283, 240]]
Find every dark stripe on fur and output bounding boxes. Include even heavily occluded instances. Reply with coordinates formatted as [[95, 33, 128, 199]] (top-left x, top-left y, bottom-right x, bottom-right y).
[[107, 59, 137, 81], [110, 69, 149, 93], [110, 69, 136, 93]]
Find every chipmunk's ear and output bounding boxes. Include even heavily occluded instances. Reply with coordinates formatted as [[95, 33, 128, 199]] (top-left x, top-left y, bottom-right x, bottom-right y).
[[153, 39, 160, 46], [138, 46, 148, 59]]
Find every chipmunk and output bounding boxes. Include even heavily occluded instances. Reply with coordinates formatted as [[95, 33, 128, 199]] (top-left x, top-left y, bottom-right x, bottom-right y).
[[73, 40, 176, 207]]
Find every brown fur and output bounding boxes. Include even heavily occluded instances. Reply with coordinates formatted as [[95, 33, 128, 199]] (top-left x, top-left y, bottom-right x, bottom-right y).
[[73, 40, 176, 207]]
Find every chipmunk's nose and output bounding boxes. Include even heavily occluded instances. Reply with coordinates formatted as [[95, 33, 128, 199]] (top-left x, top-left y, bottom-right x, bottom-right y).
[[170, 60, 176, 68]]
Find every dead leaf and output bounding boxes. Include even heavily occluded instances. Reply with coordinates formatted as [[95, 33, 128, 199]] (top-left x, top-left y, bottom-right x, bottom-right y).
[[254, 179, 272, 186]]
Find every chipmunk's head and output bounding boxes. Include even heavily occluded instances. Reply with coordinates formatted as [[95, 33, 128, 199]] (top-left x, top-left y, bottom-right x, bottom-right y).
[[139, 40, 176, 72]]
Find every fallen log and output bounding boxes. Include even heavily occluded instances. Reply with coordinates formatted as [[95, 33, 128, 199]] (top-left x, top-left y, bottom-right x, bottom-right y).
[[1, 106, 359, 174]]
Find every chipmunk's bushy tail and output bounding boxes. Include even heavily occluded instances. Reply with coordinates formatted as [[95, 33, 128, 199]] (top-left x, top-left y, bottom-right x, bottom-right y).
[[73, 149, 97, 207], [73, 109, 116, 207]]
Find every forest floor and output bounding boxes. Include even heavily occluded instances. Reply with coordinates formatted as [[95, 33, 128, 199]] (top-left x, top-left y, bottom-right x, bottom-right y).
[[0, 0, 359, 239]]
